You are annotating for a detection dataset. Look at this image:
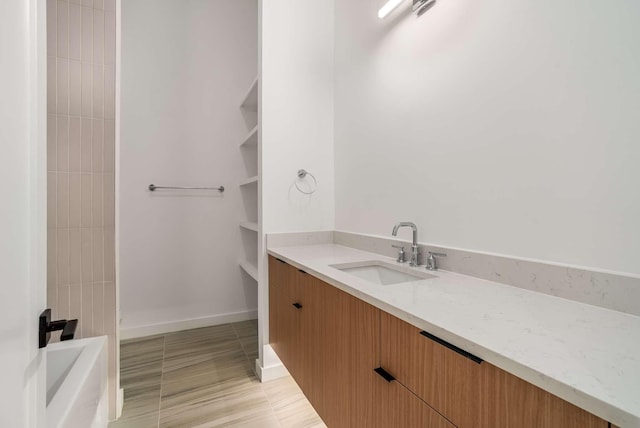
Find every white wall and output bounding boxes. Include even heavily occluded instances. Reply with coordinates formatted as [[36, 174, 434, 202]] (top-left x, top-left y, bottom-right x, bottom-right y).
[[120, 0, 258, 333], [258, 0, 335, 369], [261, 0, 335, 234], [334, 0, 640, 275], [0, 0, 47, 425]]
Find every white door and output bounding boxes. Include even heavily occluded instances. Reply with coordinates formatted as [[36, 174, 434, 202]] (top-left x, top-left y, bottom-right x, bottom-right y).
[[0, 0, 48, 426]]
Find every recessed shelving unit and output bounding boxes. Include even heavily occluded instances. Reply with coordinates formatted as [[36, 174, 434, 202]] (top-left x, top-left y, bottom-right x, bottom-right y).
[[239, 176, 258, 186], [240, 125, 258, 148], [240, 77, 258, 112], [240, 221, 258, 232], [238, 76, 259, 286], [239, 259, 258, 281]]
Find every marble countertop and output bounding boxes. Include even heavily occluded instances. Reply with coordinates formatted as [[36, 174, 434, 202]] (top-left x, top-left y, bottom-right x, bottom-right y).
[[267, 243, 640, 428]]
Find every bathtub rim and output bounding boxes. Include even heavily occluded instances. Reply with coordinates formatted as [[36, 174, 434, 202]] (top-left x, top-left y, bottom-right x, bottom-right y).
[[46, 336, 108, 426]]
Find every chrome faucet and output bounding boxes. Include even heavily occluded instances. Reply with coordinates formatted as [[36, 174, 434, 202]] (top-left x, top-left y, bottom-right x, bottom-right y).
[[392, 222, 419, 267]]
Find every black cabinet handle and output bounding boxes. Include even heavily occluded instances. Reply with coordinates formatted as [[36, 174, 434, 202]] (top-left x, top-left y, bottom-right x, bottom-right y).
[[419, 331, 483, 364], [292, 302, 303, 309], [298, 269, 307, 274], [374, 367, 396, 383]]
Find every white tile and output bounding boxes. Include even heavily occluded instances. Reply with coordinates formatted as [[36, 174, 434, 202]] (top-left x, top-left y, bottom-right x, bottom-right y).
[[69, 3, 82, 61], [47, 56, 57, 114], [47, 0, 57, 57], [92, 65, 104, 118], [81, 0, 92, 7], [104, 0, 115, 12], [81, 117, 92, 172], [56, 116, 69, 171], [93, 9, 104, 65], [104, 11, 115, 65], [57, 0, 69, 59], [81, 7, 93, 63], [94, 0, 104, 11], [69, 116, 81, 172], [57, 59, 69, 116]]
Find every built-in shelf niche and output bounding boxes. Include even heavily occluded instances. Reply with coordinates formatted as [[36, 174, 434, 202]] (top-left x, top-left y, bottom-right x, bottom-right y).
[[239, 176, 258, 186], [238, 76, 259, 284], [239, 259, 258, 281], [240, 221, 258, 232], [240, 125, 258, 148]]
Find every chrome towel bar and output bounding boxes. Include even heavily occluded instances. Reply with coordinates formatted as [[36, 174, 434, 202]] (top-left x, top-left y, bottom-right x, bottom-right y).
[[148, 184, 224, 192]]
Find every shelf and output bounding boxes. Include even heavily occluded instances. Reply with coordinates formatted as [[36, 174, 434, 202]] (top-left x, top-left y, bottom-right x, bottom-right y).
[[239, 176, 258, 186], [239, 221, 258, 232], [239, 259, 258, 281], [239, 125, 258, 148], [240, 77, 258, 112]]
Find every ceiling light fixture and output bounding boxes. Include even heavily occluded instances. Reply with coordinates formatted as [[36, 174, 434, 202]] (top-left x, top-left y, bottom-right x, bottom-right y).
[[378, 0, 436, 19]]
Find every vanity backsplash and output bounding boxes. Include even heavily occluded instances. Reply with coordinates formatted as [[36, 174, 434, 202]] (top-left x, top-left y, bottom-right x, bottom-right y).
[[267, 230, 640, 317]]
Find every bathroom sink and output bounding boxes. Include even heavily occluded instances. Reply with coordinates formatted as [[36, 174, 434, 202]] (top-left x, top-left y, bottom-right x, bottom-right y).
[[330, 260, 437, 285]]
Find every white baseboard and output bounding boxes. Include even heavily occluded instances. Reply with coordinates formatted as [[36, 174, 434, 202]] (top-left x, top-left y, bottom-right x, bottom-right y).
[[256, 344, 289, 382], [119, 309, 258, 340], [116, 388, 124, 419], [255, 358, 289, 382]]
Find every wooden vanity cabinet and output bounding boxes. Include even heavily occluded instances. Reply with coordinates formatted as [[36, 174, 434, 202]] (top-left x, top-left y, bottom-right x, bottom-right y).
[[481, 363, 608, 428], [381, 312, 481, 428], [268, 256, 612, 428]]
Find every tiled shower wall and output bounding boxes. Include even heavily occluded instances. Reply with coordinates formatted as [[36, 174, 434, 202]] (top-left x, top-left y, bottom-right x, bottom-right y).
[[46, 0, 118, 419]]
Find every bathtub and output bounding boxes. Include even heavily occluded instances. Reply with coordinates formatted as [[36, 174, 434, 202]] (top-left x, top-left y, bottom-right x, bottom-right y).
[[47, 336, 109, 428]]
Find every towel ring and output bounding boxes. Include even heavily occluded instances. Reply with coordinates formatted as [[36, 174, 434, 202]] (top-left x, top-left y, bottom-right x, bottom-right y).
[[295, 169, 317, 195]]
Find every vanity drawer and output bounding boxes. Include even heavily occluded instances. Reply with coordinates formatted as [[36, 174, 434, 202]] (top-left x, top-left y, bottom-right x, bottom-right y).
[[380, 312, 482, 428]]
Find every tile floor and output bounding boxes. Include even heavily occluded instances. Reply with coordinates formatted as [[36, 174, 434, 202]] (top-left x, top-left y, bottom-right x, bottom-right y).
[[110, 320, 326, 428]]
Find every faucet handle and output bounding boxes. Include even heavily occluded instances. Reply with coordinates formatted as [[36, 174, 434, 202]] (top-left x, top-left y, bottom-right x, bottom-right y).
[[392, 245, 406, 263], [426, 252, 447, 271]]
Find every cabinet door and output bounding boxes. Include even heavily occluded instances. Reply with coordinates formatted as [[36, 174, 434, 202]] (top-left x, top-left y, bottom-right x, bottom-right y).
[[296, 271, 325, 415], [268, 256, 302, 379], [481, 363, 608, 428], [373, 373, 456, 428], [381, 312, 482, 428], [321, 283, 380, 428]]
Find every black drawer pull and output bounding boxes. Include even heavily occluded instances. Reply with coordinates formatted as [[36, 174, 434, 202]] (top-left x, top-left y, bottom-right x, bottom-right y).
[[374, 367, 396, 383], [419, 331, 483, 364], [292, 302, 303, 309]]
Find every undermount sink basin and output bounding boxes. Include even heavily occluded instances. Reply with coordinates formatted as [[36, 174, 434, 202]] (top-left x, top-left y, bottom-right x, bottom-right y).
[[330, 260, 437, 285]]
